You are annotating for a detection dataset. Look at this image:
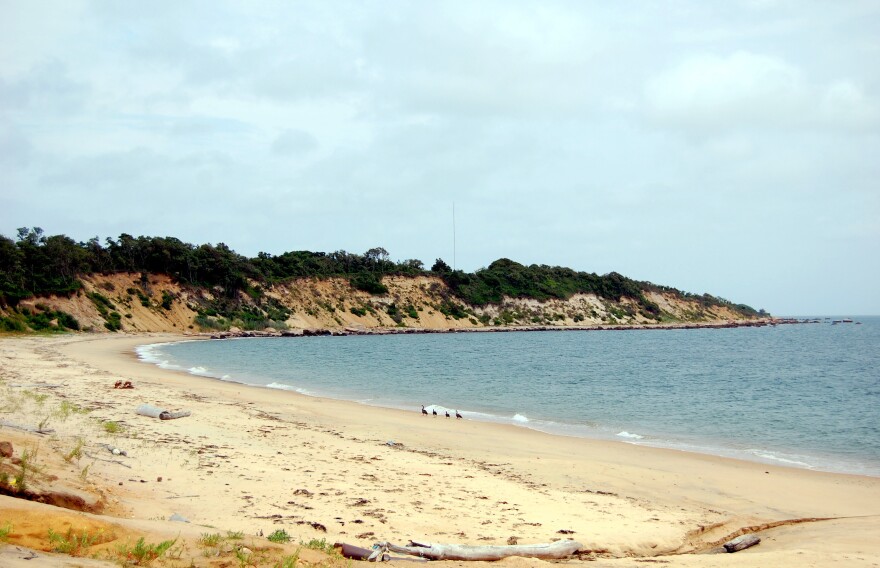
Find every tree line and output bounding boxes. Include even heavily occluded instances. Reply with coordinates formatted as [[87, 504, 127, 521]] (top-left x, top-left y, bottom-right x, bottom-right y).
[[0, 227, 758, 317]]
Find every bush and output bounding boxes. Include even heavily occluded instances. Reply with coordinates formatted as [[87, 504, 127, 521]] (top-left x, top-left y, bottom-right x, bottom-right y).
[[88, 292, 115, 312], [0, 315, 26, 331], [55, 311, 80, 330], [386, 303, 404, 324], [350, 273, 388, 295], [438, 301, 467, 320], [194, 315, 227, 330], [160, 291, 174, 310], [267, 529, 291, 543], [104, 312, 122, 331]]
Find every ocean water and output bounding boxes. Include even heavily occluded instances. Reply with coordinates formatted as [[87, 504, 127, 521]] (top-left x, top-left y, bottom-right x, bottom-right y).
[[137, 317, 880, 476]]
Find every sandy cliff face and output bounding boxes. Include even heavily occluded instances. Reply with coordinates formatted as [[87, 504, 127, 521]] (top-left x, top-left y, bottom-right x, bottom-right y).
[[8, 273, 759, 334]]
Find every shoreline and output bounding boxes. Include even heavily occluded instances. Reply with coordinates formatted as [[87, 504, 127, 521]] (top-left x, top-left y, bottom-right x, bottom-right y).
[[139, 324, 876, 479], [201, 316, 798, 339], [2, 332, 879, 566]]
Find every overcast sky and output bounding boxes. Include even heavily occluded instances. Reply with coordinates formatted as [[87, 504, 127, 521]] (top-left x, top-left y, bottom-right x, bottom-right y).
[[1, 1, 878, 315]]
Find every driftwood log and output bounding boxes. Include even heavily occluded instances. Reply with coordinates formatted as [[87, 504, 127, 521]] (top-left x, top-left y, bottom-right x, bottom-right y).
[[376, 540, 582, 561], [336, 543, 390, 562], [135, 404, 191, 420], [0, 420, 54, 434], [723, 534, 761, 553]]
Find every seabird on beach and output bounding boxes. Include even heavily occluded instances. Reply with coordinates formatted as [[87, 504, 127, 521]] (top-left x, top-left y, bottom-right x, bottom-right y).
[[421, 405, 428, 416], [445, 410, 450, 418], [455, 410, 463, 419], [432, 408, 438, 417]]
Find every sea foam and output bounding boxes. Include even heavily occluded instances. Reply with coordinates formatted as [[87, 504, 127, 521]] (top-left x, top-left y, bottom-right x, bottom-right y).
[[617, 431, 644, 440]]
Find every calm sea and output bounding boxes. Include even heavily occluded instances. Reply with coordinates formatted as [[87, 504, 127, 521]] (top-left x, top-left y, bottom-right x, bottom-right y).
[[138, 317, 880, 477]]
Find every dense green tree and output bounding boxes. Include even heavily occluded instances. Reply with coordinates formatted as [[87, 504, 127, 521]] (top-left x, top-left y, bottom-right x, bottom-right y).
[[0, 228, 760, 319], [431, 258, 452, 273]]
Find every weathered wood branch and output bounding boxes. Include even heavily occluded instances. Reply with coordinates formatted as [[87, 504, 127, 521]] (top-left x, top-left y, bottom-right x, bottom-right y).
[[0, 420, 54, 434], [377, 540, 582, 561], [723, 534, 760, 553], [135, 404, 191, 420], [83, 452, 132, 468]]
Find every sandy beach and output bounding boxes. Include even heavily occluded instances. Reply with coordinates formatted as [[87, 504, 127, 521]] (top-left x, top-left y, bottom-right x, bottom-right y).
[[1, 333, 879, 567]]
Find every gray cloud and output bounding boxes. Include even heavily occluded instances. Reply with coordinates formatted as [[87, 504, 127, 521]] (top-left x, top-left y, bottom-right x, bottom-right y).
[[1, 1, 878, 314], [643, 51, 880, 134], [0, 59, 89, 114], [272, 129, 318, 156]]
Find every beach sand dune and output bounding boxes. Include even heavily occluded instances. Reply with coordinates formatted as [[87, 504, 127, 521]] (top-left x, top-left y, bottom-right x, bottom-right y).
[[1, 334, 878, 566]]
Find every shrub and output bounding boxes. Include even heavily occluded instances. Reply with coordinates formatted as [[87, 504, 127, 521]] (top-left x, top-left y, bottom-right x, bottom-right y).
[[49, 528, 109, 556], [0, 315, 26, 331], [88, 292, 115, 312], [350, 273, 388, 295], [386, 303, 403, 324], [267, 529, 291, 543], [198, 533, 222, 547], [194, 315, 227, 331], [438, 301, 467, 320], [160, 291, 174, 310], [55, 311, 80, 330], [302, 538, 335, 554], [104, 312, 122, 331], [116, 537, 177, 565]]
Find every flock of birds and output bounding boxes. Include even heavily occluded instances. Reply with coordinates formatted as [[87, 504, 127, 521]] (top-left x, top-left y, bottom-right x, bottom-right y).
[[422, 405, 463, 419]]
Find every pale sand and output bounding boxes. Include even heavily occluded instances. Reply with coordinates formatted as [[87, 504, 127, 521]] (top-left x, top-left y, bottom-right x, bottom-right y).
[[1, 333, 879, 567]]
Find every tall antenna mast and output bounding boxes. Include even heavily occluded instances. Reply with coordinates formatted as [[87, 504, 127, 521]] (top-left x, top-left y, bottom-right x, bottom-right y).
[[453, 202, 457, 271]]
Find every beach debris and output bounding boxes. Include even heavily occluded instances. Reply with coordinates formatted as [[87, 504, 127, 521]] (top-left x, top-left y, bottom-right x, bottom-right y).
[[98, 443, 128, 457], [723, 534, 761, 553], [372, 540, 583, 561], [135, 403, 192, 420], [0, 420, 54, 435], [169, 512, 190, 523], [336, 542, 430, 563], [0, 440, 12, 458], [336, 542, 391, 562], [113, 380, 134, 389]]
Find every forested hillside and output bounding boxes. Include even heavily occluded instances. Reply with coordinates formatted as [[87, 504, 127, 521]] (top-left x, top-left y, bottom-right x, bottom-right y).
[[0, 227, 765, 333]]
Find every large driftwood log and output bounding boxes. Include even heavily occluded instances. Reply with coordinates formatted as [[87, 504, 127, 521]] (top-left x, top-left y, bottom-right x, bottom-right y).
[[135, 404, 191, 420], [723, 534, 761, 553], [336, 543, 389, 561], [378, 540, 582, 561]]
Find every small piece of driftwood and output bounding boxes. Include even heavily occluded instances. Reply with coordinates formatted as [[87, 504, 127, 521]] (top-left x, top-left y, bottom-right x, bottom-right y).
[[376, 540, 583, 561], [135, 404, 191, 420], [84, 452, 132, 468], [0, 420, 54, 435], [723, 534, 761, 553], [98, 443, 128, 456]]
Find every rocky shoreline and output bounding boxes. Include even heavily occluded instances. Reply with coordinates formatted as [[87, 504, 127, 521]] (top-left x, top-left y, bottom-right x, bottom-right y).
[[204, 317, 806, 340]]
